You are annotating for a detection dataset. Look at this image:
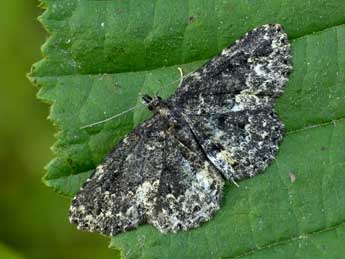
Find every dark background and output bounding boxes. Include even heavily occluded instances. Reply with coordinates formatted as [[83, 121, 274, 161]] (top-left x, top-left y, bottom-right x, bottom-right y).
[[0, 1, 116, 258]]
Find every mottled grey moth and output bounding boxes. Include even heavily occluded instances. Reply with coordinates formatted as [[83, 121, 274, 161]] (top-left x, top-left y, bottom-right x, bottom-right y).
[[69, 24, 292, 236]]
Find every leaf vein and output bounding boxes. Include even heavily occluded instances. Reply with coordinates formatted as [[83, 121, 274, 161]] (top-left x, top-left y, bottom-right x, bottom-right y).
[[226, 221, 345, 259]]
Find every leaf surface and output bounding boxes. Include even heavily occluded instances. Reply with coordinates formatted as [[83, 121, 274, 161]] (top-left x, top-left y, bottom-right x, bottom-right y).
[[31, 0, 345, 258], [0, 243, 25, 259]]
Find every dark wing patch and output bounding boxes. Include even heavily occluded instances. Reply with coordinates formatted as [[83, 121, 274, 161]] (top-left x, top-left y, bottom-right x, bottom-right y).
[[168, 24, 292, 181], [150, 123, 223, 232], [169, 24, 292, 111], [69, 115, 223, 236], [183, 108, 284, 181]]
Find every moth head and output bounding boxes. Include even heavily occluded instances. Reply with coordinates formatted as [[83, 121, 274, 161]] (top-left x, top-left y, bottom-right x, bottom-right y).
[[142, 95, 165, 113], [142, 94, 153, 104]]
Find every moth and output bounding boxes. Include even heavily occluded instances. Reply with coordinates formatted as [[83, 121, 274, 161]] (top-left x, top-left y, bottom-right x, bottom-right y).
[[69, 24, 292, 236]]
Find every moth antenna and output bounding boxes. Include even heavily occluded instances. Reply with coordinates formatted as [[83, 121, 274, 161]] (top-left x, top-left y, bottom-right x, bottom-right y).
[[155, 67, 193, 96], [164, 67, 193, 88], [80, 104, 144, 129], [81, 68, 192, 129]]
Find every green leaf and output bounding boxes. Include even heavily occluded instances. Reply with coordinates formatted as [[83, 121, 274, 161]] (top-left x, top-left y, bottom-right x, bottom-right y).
[[30, 0, 345, 258], [0, 243, 25, 259]]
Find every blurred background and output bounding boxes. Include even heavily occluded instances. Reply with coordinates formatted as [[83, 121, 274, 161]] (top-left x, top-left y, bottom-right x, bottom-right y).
[[0, 1, 118, 259]]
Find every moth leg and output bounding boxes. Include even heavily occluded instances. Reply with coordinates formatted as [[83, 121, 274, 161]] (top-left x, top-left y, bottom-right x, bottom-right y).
[[230, 178, 239, 188]]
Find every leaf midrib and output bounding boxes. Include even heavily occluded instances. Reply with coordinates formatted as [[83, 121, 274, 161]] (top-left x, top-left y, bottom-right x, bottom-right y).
[[45, 116, 345, 183]]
